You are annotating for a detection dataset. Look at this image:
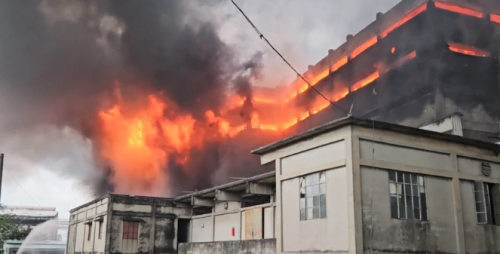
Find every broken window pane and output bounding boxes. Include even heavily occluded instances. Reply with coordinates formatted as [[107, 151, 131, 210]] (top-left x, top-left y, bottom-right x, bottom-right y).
[[399, 196, 406, 219], [414, 208, 420, 220], [389, 183, 396, 194]]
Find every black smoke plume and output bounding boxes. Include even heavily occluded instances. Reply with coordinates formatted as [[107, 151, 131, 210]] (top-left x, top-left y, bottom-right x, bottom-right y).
[[0, 0, 270, 196]]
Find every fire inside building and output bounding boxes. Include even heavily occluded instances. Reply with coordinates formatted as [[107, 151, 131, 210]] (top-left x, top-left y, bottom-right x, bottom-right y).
[[66, 0, 500, 254]]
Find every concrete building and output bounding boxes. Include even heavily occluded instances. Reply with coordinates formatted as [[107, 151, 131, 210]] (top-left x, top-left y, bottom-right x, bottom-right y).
[[66, 194, 190, 254], [250, 116, 500, 254], [0, 206, 58, 229], [70, 116, 500, 254]]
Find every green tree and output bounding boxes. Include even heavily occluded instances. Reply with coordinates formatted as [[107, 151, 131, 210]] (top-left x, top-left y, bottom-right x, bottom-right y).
[[0, 211, 31, 248]]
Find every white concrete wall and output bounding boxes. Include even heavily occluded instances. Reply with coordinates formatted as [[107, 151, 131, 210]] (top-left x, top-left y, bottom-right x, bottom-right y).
[[263, 207, 274, 239], [282, 167, 349, 252], [214, 213, 240, 241], [191, 216, 213, 242]]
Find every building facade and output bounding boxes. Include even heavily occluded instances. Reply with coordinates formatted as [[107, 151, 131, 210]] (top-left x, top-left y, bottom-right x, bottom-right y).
[[66, 194, 190, 254], [251, 116, 500, 254]]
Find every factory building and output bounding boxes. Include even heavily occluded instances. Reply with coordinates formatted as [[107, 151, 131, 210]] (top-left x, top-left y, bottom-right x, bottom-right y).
[[66, 194, 190, 254], [68, 116, 500, 254]]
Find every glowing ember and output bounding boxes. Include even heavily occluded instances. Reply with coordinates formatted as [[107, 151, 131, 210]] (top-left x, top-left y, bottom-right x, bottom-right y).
[[390, 50, 417, 69], [253, 97, 278, 104], [299, 111, 310, 121], [491, 13, 500, 24], [283, 119, 298, 129], [351, 71, 380, 92], [311, 102, 330, 115], [331, 56, 348, 72], [350, 36, 378, 59], [332, 88, 349, 102], [448, 42, 489, 57], [435, 1, 484, 18], [391, 47, 396, 54], [381, 3, 427, 38]]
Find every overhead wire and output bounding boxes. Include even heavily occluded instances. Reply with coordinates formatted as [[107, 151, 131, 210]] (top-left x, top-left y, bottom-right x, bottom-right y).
[[230, 0, 349, 116]]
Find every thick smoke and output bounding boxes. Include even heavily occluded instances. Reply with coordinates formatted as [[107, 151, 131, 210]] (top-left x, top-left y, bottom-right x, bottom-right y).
[[0, 0, 265, 196]]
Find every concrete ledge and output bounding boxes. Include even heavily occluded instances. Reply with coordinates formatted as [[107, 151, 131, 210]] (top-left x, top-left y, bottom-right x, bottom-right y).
[[179, 239, 276, 254]]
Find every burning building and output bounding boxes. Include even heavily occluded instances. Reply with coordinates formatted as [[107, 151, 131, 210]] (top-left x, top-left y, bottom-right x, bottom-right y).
[[252, 0, 500, 143]]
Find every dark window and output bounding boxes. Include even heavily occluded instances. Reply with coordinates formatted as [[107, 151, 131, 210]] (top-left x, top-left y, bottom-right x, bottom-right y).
[[474, 181, 500, 225], [300, 172, 326, 220], [87, 223, 92, 241], [98, 220, 103, 239], [389, 170, 427, 220], [122, 221, 139, 239]]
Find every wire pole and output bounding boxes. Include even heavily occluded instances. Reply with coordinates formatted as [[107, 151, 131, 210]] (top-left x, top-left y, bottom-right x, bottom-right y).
[[0, 154, 4, 203]]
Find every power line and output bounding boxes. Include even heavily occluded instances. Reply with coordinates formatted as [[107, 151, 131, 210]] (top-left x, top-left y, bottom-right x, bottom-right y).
[[230, 0, 348, 116], [4, 168, 40, 206]]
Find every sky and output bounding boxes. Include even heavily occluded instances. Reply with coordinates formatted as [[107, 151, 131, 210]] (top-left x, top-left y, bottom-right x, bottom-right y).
[[1, 0, 400, 219]]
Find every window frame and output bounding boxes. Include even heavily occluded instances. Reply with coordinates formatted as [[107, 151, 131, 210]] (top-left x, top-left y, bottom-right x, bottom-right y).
[[122, 221, 140, 240], [299, 171, 327, 221], [97, 220, 103, 239], [473, 181, 499, 225], [388, 170, 428, 221], [86, 223, 92, 241]]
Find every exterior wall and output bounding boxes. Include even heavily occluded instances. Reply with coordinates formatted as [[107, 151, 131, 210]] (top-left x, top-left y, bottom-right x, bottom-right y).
[[190, 200, 275, 243], [67, 197, 109, 254], [178, 239, 276, 254], [67, 195, 190, 254], [353, 125, 500, 254], [262, 125, 352, 254], [281, 167, 349, 252], [460, 181, 500, 253], [191, 216, 213, 242], [361, 167, 457, 253]]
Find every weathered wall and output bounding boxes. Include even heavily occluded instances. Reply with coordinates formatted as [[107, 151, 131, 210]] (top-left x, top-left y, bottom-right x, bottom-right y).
[[461, 180, 500, 254], [281, 166, 349, 252], [178, 239, 276, 254], [361, 167, 457, 253], [191, 216, 213, 242], [68, 197, 109, 254], [108, 200, 181, 254], [214, 212, 240, 241]]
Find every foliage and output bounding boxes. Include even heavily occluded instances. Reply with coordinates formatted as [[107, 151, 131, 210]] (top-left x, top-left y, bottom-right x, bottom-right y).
[[0, 207, 32, 248]]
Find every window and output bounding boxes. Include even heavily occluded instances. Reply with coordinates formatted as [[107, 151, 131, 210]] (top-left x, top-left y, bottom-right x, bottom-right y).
[[389, 171, 427, 220], [300, 172, 326, 220], [473, 181, 500, 225], [98, 220, 103, 239], [122, 221, 139, 239], [87, 223, 92, 241]]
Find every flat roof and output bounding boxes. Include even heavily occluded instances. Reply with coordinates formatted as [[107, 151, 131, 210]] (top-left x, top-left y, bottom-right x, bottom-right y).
[[251, 116, 500, 155], [0, 206, 58, 218], [70, 193, 175, 213], [174, 171, 275, 201]]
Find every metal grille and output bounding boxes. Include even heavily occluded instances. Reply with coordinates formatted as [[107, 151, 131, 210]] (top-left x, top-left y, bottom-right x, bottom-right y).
[[193, 206, 212, 216], [241, 195, 271, 208]]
